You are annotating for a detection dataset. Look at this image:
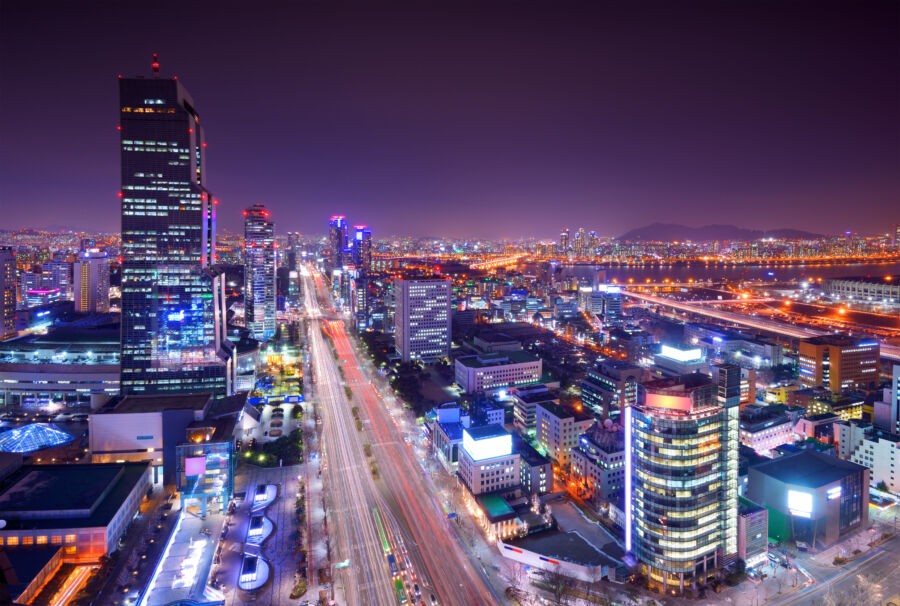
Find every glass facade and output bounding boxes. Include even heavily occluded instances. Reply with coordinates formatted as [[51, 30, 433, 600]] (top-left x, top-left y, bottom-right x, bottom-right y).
[[626, 371, 739, 594], [175, 440, 235, 517], [119, 75, 232, 397], [243, 204, 276, 341]]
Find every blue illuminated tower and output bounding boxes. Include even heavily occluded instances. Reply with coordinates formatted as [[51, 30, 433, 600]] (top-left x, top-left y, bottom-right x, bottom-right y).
[[243, 204, 276, 341], [119, 55, 233, 397]]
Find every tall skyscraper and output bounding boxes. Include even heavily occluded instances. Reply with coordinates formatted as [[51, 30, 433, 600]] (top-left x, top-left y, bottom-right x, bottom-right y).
[[73, 250, 110, 313], [328, 215, 348, 271], [394, 277, 452, 363], [119, 57, 232, 397], [625, 372, 738, 593], [352, 225, 372, 274], [0, 248, 16, 340], [243, 204, 276, 341]]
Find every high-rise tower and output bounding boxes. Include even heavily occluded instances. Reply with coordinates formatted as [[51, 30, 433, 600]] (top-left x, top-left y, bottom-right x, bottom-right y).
[[243, 204, 276, 341], [119, 56, 232, 397], [352, 225, 372, 274], [328, 216, 348, 271], [625, 371, 739, 593], [74, 250, 110, 313], [0, 248, 15, 340]]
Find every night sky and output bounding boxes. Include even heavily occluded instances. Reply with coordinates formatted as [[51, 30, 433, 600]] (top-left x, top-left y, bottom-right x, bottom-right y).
[[1, 1, 897, 238]]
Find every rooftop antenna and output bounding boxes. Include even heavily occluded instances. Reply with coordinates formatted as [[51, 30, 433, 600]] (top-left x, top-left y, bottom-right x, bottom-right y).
[[152, 53, 160, 77]]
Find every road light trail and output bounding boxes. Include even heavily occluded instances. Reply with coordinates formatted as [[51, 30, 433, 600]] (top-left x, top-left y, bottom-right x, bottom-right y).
[[305, 267, 500, 606]]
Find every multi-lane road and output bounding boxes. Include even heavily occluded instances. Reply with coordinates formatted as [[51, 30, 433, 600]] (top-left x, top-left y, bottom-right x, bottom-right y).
[[302, 266, 499, 606]]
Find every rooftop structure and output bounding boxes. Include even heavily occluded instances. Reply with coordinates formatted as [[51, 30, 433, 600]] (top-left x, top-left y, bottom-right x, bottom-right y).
[[0, 424, 75, 453]]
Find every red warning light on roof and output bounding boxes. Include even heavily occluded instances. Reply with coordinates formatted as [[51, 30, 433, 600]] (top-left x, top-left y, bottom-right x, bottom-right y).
[[202, 142, 207, 148], [188, 128, 193, 134], [117, 125, 121, 131], [117, 192, 124, 198]]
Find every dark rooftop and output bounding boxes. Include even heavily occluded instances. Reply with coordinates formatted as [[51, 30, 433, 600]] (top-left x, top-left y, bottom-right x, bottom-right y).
[[514, 436, 549, 466], [751, 449, 866, 488], [464, 424, 510, 440], [0, 462, 149, 530], [505, 529, 620, 568], [0, 465, 122, 513], [537, 400, 593, 423], [111, 393, 212, 414]]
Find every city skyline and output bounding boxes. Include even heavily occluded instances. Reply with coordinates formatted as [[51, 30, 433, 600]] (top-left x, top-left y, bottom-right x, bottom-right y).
[[2, 1, 898, 238]]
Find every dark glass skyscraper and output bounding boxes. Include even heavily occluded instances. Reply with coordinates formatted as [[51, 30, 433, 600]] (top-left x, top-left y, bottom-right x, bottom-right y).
[[243, 203, 276, 341], [119, 59, 233, 397], [328, 215, 348, 271], [352, 225, 372, 274]]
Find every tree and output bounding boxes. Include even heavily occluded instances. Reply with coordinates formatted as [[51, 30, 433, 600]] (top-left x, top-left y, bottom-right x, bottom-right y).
[[546, 564, 573, 606]]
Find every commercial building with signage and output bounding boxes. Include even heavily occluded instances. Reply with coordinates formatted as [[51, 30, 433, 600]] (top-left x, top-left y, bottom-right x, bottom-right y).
[[747, 450, 868, 546]]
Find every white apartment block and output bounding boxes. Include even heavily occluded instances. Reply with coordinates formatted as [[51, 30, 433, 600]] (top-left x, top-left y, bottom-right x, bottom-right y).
[[836, 420, 900, 492]]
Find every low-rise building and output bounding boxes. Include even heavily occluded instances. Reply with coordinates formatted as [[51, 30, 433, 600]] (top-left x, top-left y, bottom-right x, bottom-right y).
[[739, 406, 794, 455], [536, 401, 593, 467], [737, 498, 769, 569], [515, 437, 552, 496], [454, 351, 542, 394], [569, 421, 625, 508], [835, 420, 900, 492], [651, 344, 708, 377], [510, 384, 557, 437], [0, 460, 151, 561], [581, 361, 644, 420], [747, 450, 868, 547], [457, 425, 520, 496]]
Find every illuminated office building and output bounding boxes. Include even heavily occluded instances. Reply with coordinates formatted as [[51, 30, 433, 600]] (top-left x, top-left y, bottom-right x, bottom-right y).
[[798, 335, 879, 393], [582, 360, 645, 420], [41, 260, 71, 298], [394, 276, 451, 363], [352, 225, 372, 274], [243, 204, 276, 341], [625, 369, 739, 594], [119, 57, 232, 397], [73, 250, 110, 313], [0, 248, 15, 339]]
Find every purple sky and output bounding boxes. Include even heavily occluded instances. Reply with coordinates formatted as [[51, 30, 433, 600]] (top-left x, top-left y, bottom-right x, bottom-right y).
[[1, 1, 897, 239]]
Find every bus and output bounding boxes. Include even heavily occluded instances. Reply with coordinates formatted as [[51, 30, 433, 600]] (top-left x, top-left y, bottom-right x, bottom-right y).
[[394, 578, 408, 604], [373, 508, 390, 553], [387, 554, 399, 578]]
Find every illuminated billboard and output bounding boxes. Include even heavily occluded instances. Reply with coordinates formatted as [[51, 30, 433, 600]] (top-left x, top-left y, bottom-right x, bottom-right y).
[[659, 344, 704, 363], [645, 392, 693, 413], [462, 429, 512, 461], [788, 490, 813, 518]]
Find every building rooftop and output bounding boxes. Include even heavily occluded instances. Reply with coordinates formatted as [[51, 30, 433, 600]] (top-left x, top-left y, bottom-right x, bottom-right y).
[[514, 437, 550, 466], [538, 400, 593, 423], [803, 335, 877, 348], [0, 462, 149, 530], [0, 423, 75, 453], [5, 546, 62, 599], [464, 424, 510, 441], [505, 529, 620, 568], [456, 351, 540, 369], [477, 494, 516, 521], [110, 393, 212, 414], [751, 449, 866, 488]]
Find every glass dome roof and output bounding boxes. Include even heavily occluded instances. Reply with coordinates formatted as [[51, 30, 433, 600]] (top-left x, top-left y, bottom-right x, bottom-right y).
[[0, 423, 75, 453]]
